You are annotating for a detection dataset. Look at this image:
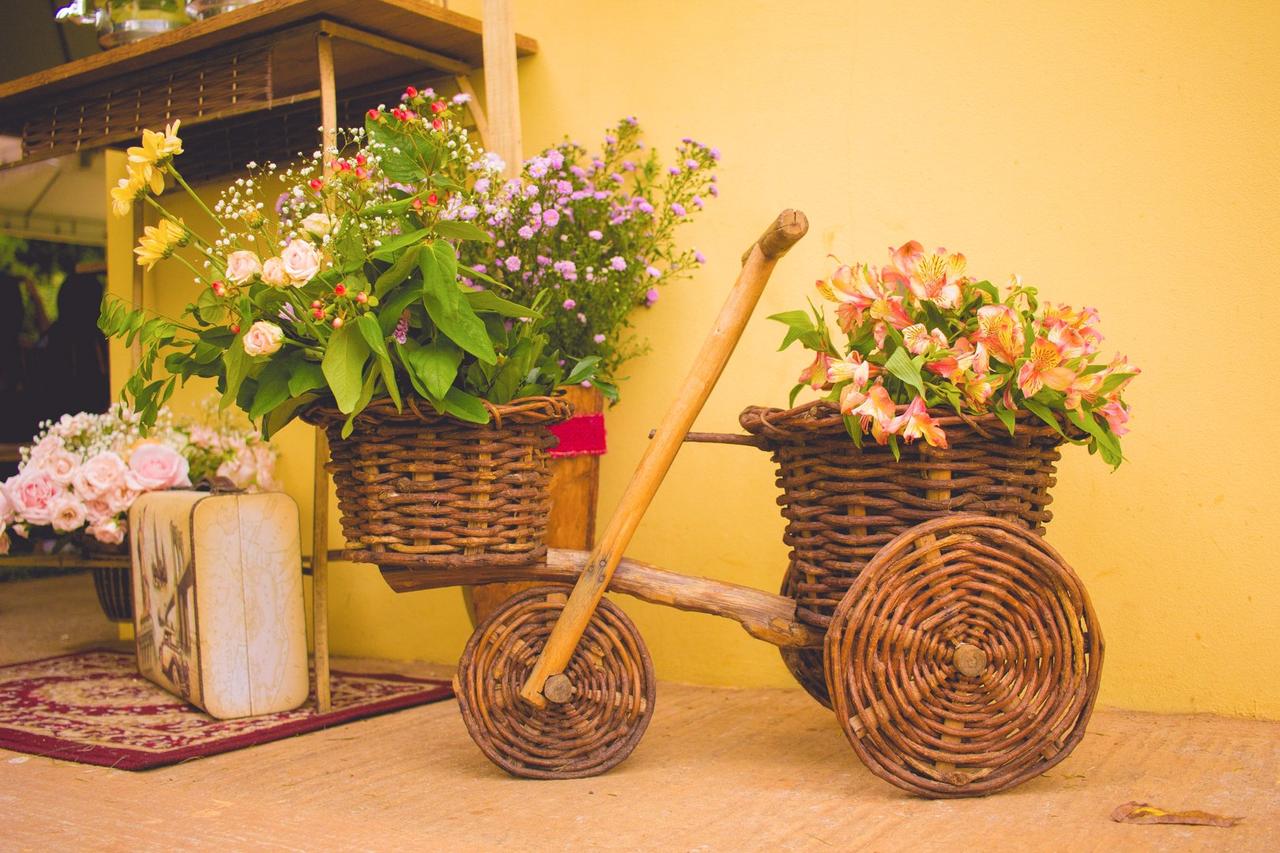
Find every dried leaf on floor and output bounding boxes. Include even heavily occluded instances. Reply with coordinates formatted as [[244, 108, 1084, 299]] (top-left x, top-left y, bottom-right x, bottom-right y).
[[1111, 801, 1243, 828]]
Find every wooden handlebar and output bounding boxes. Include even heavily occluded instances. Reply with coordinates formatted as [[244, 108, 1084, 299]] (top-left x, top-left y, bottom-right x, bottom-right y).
[[518, 209, 809, 707]]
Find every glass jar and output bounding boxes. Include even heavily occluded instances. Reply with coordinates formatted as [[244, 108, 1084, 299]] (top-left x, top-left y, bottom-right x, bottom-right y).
[[56, 0, 191, 48], [187, 0, 264, 20]]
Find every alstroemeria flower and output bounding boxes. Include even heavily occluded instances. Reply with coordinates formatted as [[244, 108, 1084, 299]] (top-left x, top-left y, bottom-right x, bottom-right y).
[[816, 262, 884, 332], [826, 352, 874, 389], [849, 384, 897, 444], [975, 304, 1026, 365], [882, 241, 964, 309], [798, 351, 833, 390], [890, 396, 949, 448], [924, 356, 960, 380], [1016, 337, 1077, 398], [902, 324, 948, 356], [1098, 400, 1131, 436], [869, 295, 913, 330], [838, 384, 867, 415], [963, 375, 999, 407], [1062, 371, 1104, 411]]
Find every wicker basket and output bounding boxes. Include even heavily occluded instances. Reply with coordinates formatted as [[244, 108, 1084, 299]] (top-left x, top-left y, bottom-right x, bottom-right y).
[[303, 396, 572, 571], [740, 400, 1066, 632]]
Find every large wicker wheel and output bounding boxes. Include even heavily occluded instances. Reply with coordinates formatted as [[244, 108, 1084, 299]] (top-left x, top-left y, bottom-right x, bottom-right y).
[[456, 585, 656, 779], [778, 563, 831, 709], [825, 515, 1103, 798]]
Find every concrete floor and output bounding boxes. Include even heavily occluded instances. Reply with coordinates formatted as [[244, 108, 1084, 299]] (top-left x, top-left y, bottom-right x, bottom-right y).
[[1, 573, 1277, 852]]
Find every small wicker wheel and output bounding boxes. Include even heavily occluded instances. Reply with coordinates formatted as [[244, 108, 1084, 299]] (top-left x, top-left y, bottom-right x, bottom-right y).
[[825, 515, 1103, 798], [456, 585, 656, 779], [778, 564, 832, 709]]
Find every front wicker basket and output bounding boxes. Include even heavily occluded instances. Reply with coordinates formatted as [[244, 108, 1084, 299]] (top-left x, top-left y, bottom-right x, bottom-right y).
[[303, 396, 572, 571], [740, 401, 1066, 631]]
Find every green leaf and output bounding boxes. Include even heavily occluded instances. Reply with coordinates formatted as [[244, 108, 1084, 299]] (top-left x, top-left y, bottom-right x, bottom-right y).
[[357, 313, 401, 410], [370, 228, 430, 261], [249, 353, 300, 420], [465, 289, 540, 319], [263, 393, 317, 439], [434, 219, 493, 243], [441, 387, 490, 424], [288, 360, 326, 397], [1067, 409, 1124, 467], [768, 310, 824, 351], [459, 264, 504, 288], [321, 323, 372, 414], [1100, 372, 1137, 395], [373, 244, 422, 296], [994, 405, 1017, 436], [399, 339, 462, 400], [1022, 398, 1067, 437], [221, 335, 249, 410], [564, 356, 601, 386], [420, 240, 496, 364], [884, 346, 927, 398], [340, 368, 380, 438], [378, 283, 421, 336]]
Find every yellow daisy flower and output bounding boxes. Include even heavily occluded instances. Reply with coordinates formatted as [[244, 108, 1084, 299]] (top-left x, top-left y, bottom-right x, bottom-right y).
[[134, 218, 186, 270], [110, 174, 143, 217]]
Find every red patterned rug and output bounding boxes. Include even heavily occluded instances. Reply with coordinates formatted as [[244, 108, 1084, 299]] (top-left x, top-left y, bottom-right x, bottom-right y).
[[0, 649, 453, 770]]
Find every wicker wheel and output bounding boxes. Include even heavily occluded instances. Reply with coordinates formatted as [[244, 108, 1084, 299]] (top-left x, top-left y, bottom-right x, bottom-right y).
[[825, 515, 1103, 798], [778, 563, 831, 709], [456, 585, 656, 779]]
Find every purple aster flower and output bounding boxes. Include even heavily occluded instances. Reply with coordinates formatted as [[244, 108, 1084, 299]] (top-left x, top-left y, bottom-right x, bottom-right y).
[[589, 230, 603, 241], [459, 204, 479, 220], [536, 255, 551, 266], [473, 263, 487, 274], [637, 200, 654, 214], [695, 250, 707, 264], [569, 165, 587, 178], [547, 150, 565, 170], [692, 195, 705, 209], [671, 202, 687, 216], [646, 265, 661, 278], [645, 288, 659, 306], [505, 255, 521, 271], [610, 256, 627, 271], [709, 184, 719, 197], [394, 310, 410, 344], [528, 158, 549, 179], [593, 191, 609, 200], [685, 158, 700, 170], [668, 166, 680, 176], [562, 298, 576, 310], [556, 180, 573, 194], [517, 225, 535, 240], [710, 147, 721, 161], [278, 302, 299, 324], [524, 184, 539, 198], [451, 93, 471, 104], [580, 379, 593, 388], [621, 160, 636, 172], [605, 134, 617, 144], [593, 333, 606, 344], [542, 208, 560, 227]]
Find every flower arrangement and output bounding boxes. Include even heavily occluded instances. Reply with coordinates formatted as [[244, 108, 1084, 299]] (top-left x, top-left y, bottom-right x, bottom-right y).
[[99, 85, 598, 439], [773, 241, 1138, 466], [459, 118, 718, 394], [0, 403, 279, 554]]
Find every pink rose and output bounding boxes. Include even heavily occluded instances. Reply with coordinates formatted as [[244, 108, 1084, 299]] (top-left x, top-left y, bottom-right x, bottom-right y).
[[4, 471, 59, 526], [88, 517, 126, 546], [242, 321, 284, 357], [49, 493, 87, 533], [127, 443, 191, 491], [37, 446, 81, 485], [83, 497, 114, 524], [0, 487, 11, 526], [261, 256, 290, 288], [225, 250, 263, 285], [72, 451, 129, 501], [102, 483, 141, 516], [281, 238, 321, 285]]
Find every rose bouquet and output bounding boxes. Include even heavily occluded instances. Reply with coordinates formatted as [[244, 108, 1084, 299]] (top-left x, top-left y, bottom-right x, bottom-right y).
[[181, 401, 280, 492], [0, 404, 190, 553], [99, 85, 598, 439], [773, 241, 1138, 466], [459, 118, 718, 395]]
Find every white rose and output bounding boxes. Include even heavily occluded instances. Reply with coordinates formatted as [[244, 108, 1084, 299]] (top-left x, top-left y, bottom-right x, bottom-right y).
[[280, 239, 321, 285], [224, 250, 262, 285], [242, 321, 285, 357], [300, 213, 334, 237], [261, 257, 290, 287]]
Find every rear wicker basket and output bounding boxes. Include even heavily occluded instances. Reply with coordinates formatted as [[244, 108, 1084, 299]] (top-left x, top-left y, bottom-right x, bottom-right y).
[[740, 400, 1066, 631], [303, 396, 571, 571]]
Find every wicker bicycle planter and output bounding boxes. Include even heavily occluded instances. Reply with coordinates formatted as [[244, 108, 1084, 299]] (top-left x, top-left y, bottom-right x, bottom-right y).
[[302, 395, 572, 571], [740, 400, 1069, 707]]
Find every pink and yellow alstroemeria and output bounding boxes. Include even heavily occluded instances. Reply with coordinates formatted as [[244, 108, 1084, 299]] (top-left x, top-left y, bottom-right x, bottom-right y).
[[1062, 371, 1104, 411], [827, 352, 875, 388], [975, 304, 1027, 366], [848, 383, 897, 443], [881, 241, 965, 309], [816, 262, 884, 332], [1016, 337, 1077, 398], [798, 351, 833, 390], [1098, 400, 1130, 436], [890, 396, 949, 448], [902, 323, 948, 356]]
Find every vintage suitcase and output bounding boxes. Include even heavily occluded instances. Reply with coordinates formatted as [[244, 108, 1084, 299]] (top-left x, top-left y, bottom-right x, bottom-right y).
[[128, 490, 309, 719]]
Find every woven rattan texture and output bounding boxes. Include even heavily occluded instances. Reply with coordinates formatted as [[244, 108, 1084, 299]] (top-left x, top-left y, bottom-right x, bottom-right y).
[[456, 585, 656, 779], [304, 396, 570, 571], [740, 401, 1064, 631], [824, 515, 1103, 797], [19, 47, 272, 163]]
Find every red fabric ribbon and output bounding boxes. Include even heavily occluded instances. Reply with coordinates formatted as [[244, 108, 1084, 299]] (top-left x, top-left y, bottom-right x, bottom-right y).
[[549, 413, 607, 457]]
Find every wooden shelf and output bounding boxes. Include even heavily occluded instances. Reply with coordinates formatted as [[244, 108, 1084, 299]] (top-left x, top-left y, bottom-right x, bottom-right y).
[[0, 0, 535, 181]]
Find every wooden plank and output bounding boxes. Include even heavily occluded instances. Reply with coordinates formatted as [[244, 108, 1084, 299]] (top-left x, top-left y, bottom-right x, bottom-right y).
[[0, 0, 536, 107], [517, 211, 810, 706], [481, 0, 522, 177]]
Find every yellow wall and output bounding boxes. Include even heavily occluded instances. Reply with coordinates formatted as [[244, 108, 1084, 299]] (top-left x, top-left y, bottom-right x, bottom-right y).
[[109, 0, 1280, 718]]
